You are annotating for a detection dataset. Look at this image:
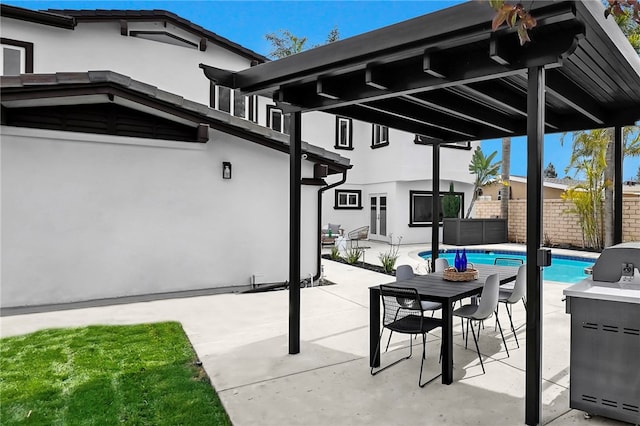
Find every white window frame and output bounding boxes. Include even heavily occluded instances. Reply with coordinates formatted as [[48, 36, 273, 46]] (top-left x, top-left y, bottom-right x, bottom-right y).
[[335, 117, 352, 149], [335, 189, 362, 209], [1, 43, 26, 76], [267, 105, 284, 133], [211, 85, 253, 119], [372, 124, 389, 148]]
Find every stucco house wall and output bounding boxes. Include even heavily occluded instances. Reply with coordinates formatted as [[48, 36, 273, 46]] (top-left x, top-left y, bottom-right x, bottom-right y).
[[307, 107, 477, 243], [1, 126, 318, 308], [1, 15, 252, 106], [0, 7, 338, 310]]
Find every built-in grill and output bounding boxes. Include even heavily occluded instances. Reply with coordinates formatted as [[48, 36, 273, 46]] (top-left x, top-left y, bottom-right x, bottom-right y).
[[563, 242, 640, 424]]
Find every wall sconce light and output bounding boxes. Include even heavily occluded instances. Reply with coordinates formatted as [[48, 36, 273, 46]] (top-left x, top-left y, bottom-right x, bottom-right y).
[[222, 162, 232, 179]]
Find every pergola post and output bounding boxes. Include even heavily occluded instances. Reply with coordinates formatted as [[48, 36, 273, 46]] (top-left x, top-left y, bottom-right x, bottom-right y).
[[526, 65, 545, 426], [431, 142, 440, 260], [289, 110, 302, 355], [614, 126, 623, 245]]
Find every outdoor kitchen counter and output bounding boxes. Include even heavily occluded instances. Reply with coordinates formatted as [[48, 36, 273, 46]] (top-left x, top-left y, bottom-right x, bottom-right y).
[[563, 276, 640, 304]]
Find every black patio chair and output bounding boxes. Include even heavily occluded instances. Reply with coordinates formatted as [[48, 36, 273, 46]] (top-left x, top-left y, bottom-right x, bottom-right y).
[[385, 265, 442, 351], [371, 284, 442, 387]]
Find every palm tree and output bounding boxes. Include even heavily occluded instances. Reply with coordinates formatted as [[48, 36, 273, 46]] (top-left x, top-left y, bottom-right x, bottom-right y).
[[500, 137, 511, 221], [466, 147, 501, 218]]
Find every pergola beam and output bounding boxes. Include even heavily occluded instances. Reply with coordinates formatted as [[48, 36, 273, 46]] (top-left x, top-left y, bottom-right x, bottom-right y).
[[545, 70, 607, 125], [407, 91, 518, 134], [331, 104, 459, 141]]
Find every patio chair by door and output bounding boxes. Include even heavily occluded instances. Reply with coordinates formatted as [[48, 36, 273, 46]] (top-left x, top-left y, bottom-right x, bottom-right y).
[[371, 284, 442, 387], [347, 226, 369, 248]]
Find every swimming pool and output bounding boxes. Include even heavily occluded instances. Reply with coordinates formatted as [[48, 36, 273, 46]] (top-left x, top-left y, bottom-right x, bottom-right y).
[[418, 249, 596, 284]]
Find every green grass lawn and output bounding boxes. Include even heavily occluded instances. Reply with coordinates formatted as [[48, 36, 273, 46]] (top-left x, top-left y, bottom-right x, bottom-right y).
[[0, 322, 231, 425]]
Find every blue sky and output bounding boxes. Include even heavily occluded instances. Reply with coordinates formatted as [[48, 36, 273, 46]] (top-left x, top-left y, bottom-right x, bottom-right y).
[[6, 0, 640, 180]]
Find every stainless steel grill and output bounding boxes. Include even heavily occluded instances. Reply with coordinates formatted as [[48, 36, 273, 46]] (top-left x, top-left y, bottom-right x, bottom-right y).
[[563, 242, 640, 424]]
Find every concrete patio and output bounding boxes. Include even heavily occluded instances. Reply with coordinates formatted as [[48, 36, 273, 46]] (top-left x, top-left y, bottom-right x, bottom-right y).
[[0, 243, 623, 425]]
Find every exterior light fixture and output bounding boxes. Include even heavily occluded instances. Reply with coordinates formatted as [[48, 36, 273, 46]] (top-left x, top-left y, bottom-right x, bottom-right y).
[[222, 162, 232, 179]]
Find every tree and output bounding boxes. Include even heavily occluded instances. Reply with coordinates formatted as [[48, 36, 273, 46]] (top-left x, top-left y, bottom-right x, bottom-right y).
[[610, 1, 640, 52], [265, 27, 340, 59], [562, 129, 609, 249], [500, 137, 511, 221], [466, 147, 501, 218], [636, 164, 640, 182], [543, 163, 558, 179], [489, 0, 639, 46], [264, 30, 308, 59], [443, 182, 461, 218], [562, 127, 640, 248]]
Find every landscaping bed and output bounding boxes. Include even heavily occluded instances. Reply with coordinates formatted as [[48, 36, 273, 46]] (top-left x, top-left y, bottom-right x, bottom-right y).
[[322, 254, 395, 276]]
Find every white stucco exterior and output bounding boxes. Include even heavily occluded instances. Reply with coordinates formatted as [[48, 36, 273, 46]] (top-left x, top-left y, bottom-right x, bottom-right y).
[[1, 126, 318, 308], [1, 17, 251, 105], [1, 5, 476, 309], [302, 111, 477, 244], [0, 8, 327, 309]]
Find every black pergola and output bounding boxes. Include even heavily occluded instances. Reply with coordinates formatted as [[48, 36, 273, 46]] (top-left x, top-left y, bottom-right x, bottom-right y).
[[201, 1, 640, 424]]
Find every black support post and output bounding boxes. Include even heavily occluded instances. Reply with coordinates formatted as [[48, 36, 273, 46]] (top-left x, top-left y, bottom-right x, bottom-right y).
[[431, 142, 440, 259], [614, 126, 623, 245], [289, 111, 302, 355], [525, 66, 545, 426]]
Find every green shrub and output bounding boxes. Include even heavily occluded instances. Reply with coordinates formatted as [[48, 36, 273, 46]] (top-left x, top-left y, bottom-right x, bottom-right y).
[[344, 247, 364, 264], [330, 246, 341, 260], [378, 234, 403, 273], [443, 182, 461, 218]]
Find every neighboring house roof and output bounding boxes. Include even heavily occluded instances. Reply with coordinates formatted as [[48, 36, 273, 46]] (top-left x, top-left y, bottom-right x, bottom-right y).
[[0, 4, 268, 64], [508, 175, 581, 190], [505, 175, 640, 195], [0, 71, 350, 174]]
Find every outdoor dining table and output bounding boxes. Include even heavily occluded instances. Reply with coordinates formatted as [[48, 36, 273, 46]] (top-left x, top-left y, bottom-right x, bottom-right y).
[[370, 264, 519, 385]]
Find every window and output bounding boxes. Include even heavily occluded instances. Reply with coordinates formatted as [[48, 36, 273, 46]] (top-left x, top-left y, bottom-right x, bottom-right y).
[[335, 190, 362, 209], [409, 190, 464, 226], [1, 38, 33, 76], [209, 84, 255, 120], [266, 105, 289, 134], [372, 124, 389, 148], [335, 117, 353, 150], [414, 135, 471, 150]]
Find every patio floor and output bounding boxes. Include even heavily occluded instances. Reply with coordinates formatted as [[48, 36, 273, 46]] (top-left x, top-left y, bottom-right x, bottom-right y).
[[0, 243, 624, 425]]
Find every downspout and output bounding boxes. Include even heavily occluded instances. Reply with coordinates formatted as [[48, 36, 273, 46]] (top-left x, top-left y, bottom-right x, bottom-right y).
[[315, 171, 348, 281]]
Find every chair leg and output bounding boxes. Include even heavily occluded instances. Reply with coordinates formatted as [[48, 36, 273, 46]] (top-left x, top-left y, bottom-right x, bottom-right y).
[[385, 331, 394, 352], [418, 333, 441, 388], [495, 303, 499, 331], [385, 308, 402, 352], [465, 318, 470, 349], [495, 315, 510, 357], [372, 329, 414, 377], [469, 320, 485, 374], [505, 304, 519, 348]]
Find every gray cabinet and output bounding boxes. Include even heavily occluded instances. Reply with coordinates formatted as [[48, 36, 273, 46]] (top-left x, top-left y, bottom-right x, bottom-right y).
[[442, 218, 507, 245]]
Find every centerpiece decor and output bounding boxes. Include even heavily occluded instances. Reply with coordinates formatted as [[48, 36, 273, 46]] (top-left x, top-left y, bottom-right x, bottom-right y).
[[442, 267, 479, 282]]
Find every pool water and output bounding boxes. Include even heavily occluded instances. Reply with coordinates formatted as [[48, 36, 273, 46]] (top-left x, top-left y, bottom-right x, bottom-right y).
[[418, 250, 596, 284]]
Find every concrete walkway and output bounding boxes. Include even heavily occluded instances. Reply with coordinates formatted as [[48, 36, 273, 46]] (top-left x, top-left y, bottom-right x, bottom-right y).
[[0, 243, 621, 425]]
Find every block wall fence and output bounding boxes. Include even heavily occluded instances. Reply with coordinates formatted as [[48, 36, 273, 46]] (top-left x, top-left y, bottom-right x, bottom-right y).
[[475, 199, 640, 247]]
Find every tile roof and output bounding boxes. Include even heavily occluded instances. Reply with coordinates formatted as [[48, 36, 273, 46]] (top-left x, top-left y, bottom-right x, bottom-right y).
[[1, 71, 351, 172]]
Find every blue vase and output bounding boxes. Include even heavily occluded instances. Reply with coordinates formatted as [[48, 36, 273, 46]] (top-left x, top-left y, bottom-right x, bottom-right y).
[[461, 249, 468, 271], [454, 250, 461, 271]]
